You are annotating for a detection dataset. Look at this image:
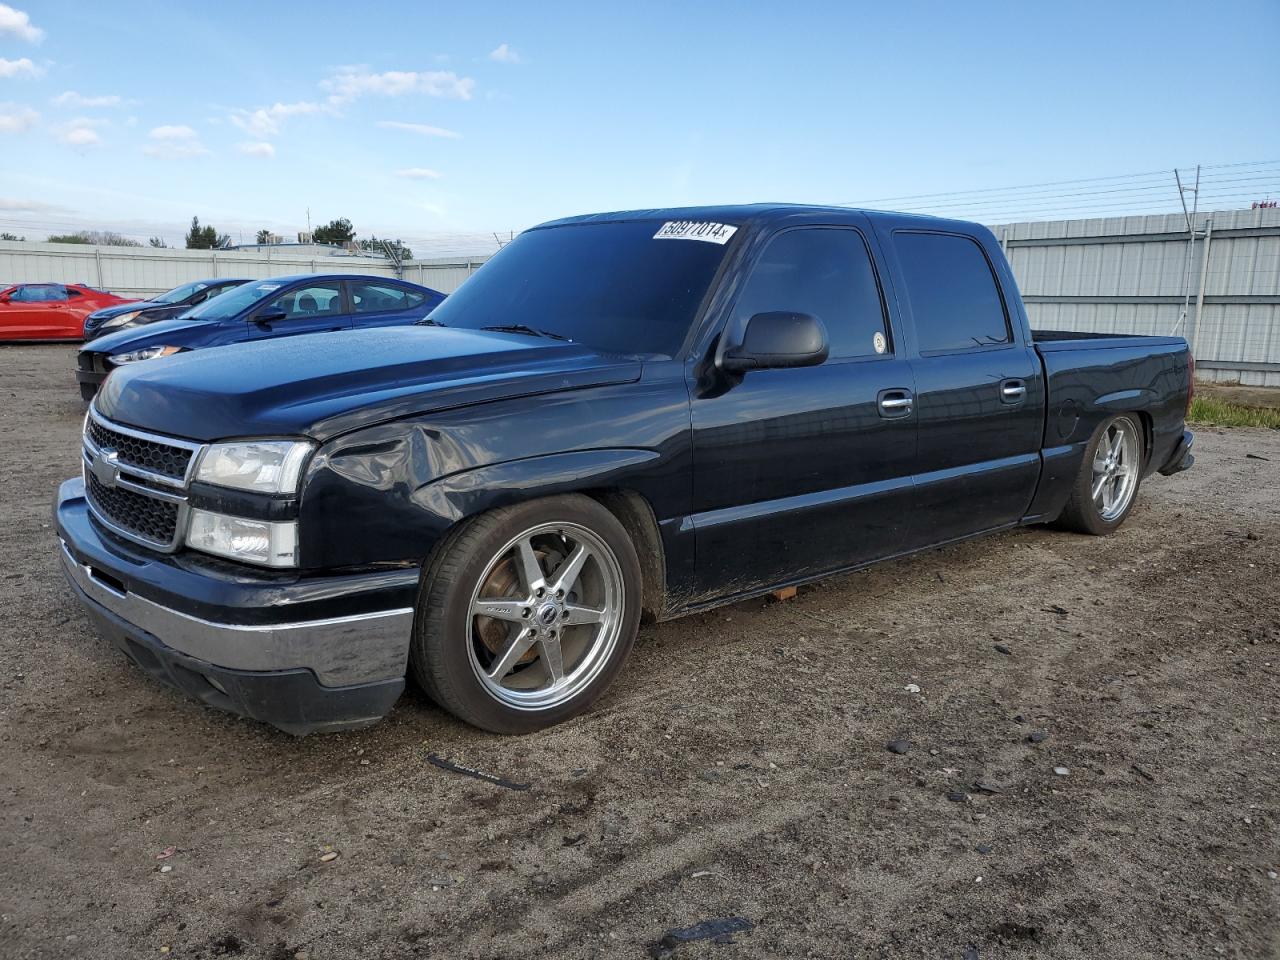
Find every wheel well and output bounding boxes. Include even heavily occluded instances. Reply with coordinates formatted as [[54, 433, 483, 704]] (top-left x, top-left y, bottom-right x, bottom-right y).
[[1134, 410, 1154, 468], [583, 488, 666, 624]]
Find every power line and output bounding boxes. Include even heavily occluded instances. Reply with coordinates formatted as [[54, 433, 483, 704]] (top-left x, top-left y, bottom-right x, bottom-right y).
[[835, 159, 1280, 207]]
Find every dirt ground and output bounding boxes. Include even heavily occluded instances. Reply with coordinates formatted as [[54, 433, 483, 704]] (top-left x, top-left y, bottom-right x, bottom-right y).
[[1, 344, 1277, 960]]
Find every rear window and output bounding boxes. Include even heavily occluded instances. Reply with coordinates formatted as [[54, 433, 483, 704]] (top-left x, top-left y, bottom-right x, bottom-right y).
[[893, 232, 1010, 353], [351, 281, 426, 313]]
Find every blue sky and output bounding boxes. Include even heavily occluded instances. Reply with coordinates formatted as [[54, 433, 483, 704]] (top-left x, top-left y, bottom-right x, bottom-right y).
[[1, 0, 1278, 255]]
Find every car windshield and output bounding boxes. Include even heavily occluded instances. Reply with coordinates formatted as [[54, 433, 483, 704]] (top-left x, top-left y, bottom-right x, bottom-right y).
[[181, 278, 290, 321], [425, 219, 738, 357], [153, 281, 210, 305]]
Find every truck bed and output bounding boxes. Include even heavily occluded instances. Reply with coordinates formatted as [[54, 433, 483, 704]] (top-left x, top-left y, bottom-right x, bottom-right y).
[[1032, 329, 1187, 352]]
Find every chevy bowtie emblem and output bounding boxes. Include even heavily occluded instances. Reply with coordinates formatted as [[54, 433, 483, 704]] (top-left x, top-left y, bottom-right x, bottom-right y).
[[91, 447, 121, 488]]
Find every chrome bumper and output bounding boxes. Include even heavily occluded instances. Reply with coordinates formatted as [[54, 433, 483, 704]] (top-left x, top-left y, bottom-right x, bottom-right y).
[[58, 539, 414, 688]]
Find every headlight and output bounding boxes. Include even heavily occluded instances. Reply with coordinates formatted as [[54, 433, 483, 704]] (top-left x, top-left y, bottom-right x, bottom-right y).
[[108, 345, 182, 364], [101, 310, 142, 331], [195, 439, 313, 494], [187, 509, 298, 567]]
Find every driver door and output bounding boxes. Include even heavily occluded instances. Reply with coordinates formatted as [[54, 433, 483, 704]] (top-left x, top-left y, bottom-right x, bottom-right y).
[[689, 221, 918, 597], [248, 281, 352, 339]]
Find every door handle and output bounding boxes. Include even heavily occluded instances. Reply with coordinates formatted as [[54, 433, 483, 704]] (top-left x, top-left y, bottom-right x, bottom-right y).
[[1000, 379, 1027, 404], [877, 388, 914, 419]]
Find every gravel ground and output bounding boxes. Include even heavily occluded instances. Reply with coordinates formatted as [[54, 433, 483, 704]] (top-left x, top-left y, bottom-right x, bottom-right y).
[[1, 344, 1278, 960]]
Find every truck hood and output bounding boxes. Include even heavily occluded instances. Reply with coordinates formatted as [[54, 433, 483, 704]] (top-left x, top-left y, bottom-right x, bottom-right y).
[[94, 327, 642, 442]]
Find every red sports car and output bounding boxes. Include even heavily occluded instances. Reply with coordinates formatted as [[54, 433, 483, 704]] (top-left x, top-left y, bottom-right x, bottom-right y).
[[0, 283, 139, 341]]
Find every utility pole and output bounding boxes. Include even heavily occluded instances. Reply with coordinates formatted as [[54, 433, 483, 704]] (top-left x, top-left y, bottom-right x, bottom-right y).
[[1171, 164, 1201, 337]]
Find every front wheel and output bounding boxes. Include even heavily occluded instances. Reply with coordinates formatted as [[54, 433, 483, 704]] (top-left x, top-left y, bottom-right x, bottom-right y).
[[410, 495, 642, 733], [1055, 414, 1144, 535]]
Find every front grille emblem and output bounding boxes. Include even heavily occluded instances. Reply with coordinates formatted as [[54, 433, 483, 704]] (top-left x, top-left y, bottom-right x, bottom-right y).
[[91, 447, 121, 489]]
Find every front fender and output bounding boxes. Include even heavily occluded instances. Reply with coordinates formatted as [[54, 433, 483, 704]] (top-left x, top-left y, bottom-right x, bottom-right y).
[[413, 448, 660, 524]]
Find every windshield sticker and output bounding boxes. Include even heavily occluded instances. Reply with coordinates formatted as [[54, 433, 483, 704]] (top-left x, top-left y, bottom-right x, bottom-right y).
[[653, 221, 738, 245], [255, 283, 282, 292]]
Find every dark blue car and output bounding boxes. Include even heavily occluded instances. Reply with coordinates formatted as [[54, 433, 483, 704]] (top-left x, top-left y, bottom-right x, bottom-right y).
[[76, 273, 446, 399], [82, 278, 252, 341]]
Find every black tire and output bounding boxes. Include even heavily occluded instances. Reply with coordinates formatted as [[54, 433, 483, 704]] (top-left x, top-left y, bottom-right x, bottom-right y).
[[1054, 414, 1145, 535], [410, 494, 643, 734]]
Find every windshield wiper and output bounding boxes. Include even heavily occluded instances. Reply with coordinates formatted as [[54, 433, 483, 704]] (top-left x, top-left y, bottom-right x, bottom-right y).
[[480, 323, 569, 341], [414, 317, 445, 327]]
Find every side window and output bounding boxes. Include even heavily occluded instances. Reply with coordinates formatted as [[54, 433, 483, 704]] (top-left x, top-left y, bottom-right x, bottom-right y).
[[350, 281, 426, 314], [65, 286, 81, 298], [13, 284, 62, 302], [270, 282, 344, 319], [732, 228, 889, 360], [893, 232, 1010, 353]]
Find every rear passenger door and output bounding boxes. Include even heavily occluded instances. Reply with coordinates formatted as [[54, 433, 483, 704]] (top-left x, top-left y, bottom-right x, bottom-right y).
[[248, 281, 352, 339], [887, 230, 1044, 546], [348, 280, 436, 329], [690, 222, 918, 595]]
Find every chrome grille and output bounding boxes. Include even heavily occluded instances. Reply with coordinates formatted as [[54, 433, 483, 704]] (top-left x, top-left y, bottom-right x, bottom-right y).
[[87, 473, 179, 544], [82, 408, 203, 551], [87, 418, 194, 481]]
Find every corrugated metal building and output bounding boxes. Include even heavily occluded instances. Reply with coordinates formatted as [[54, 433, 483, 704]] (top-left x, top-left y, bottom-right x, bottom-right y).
[[991, 206, 1280, 386]]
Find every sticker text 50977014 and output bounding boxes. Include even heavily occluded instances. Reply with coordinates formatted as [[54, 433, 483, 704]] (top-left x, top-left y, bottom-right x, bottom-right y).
[[653, 221, 738, 245]]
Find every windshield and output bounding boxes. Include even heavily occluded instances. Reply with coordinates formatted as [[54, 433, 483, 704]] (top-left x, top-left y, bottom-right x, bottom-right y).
[[182, 278, 289, 321], [425, 219, 737, 357], [153, 280, 210, 305]]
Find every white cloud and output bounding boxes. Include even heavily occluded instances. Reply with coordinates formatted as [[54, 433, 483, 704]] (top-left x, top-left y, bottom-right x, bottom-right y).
[[0, 4, 42, 44], [0, 197, 67, 212], [57, 123, 102, 147], [53, 91, 124, 108], [376, 120, 461, 139], [143, 124, 208, 159], [488, 43, 521, 64], [395, 167, 442, 180], [149, 124, 198, 140], [322, 67, 474, 104], [0, 102, 37, 132], [238, 140, 275, 158], [229, 100, 327, 138], [0, 56, 40, 78]]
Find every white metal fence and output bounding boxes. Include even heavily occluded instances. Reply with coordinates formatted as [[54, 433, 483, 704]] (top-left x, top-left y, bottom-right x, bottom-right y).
[[0, 240, 484, 299]]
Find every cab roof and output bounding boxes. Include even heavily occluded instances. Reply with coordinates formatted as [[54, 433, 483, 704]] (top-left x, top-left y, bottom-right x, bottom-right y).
[[535, 203, 985, 234]]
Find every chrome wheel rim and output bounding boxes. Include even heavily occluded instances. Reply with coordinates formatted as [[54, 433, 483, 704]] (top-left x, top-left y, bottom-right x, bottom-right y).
[[466, 522, 624, 711], [1092, 418, 1140, 522]]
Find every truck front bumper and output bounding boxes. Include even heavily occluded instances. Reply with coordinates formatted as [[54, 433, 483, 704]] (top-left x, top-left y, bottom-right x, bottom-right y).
[[54, 478, 419, 735]]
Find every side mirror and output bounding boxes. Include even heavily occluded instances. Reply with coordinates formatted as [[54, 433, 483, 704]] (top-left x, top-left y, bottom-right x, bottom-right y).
[[720, 312, 829, 372], [254, 305, 288, 324]]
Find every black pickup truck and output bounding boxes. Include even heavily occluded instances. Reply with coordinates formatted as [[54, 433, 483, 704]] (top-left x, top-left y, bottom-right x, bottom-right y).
[[54, 204, 1195, 735]]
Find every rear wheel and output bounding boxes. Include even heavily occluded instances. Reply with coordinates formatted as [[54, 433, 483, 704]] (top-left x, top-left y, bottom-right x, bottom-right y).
[[410, 495, 642, 733], [1055, 414, 1144, 535]]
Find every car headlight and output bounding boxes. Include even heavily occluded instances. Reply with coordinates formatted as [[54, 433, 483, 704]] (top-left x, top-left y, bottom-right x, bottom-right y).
[[187, 509, 299, 567], [108, 345, 182, 364], [101, 310, 142, 331], [195, 440, 314, 495]]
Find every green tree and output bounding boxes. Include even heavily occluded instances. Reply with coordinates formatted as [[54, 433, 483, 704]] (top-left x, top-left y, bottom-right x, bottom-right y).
[[185, 216, 230, 250], [48, 230, 141, 247], [312, 218, 355, 245], [0, 232, 23, 241], [149, 236, 168, 248], [360, 235, 414, 261], [255, 229, 273, 244]]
